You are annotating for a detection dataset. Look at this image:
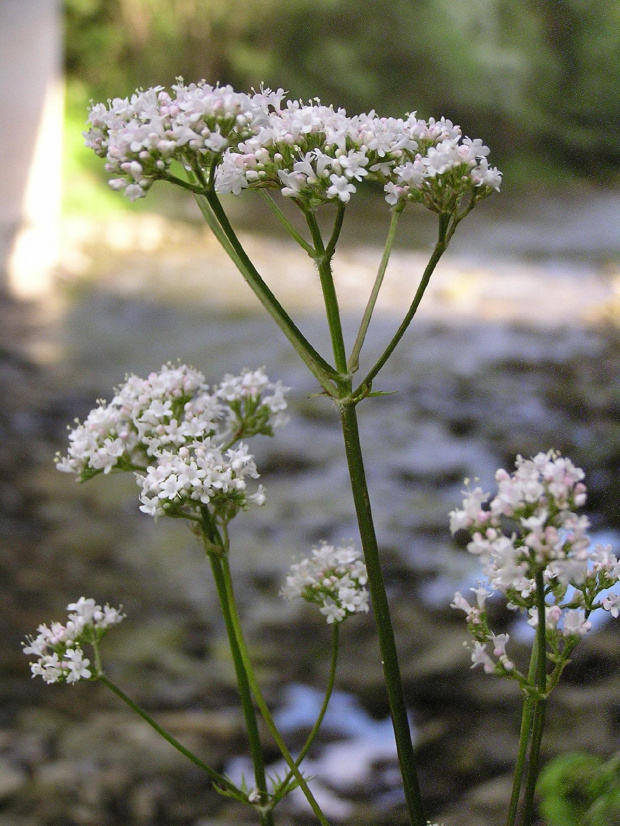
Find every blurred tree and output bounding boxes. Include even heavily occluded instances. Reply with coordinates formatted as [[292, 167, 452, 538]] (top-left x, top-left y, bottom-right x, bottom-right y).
[[533, 0, 620, 171]]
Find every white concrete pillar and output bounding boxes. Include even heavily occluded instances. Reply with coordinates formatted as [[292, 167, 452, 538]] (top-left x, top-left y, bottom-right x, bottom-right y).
[[0, 0, 63, 299]]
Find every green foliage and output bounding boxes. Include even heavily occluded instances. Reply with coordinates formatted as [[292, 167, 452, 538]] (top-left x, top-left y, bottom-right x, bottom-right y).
[[538, 751, 620, 826], [63, 85, 126, 215], [63, 0, 620, 179]]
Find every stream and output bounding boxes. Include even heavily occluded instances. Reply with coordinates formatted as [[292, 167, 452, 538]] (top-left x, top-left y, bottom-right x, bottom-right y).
[[2, 188, 620, 826]]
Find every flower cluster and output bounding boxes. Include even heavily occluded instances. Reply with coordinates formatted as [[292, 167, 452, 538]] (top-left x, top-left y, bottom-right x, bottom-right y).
[[23, 598, 124, 684], [449, 452, 620, 680], [86, 82, 501, 210], [85, 82, 267, 201], [281, 542, 369, 623], [56, 364, 288, 521]]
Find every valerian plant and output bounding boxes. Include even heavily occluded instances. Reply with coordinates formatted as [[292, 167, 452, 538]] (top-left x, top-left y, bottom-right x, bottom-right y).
[[450, 452, 620, 825], [23, 80, 618, 826]]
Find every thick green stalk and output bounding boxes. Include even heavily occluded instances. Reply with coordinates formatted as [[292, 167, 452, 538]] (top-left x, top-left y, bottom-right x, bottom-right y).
[[506, 648, 538, 826], [304, 209, 349, 376], [194, 192, 339, 394], [209, 552, 274, 826], [348, 205, 404, 374], [219, 556, 331, 826], [98, 674, 239, 793], [359, 214, 449, 390], [339, 401, 426, 826], [520, 569, 549, 825], [273, 623, 340, 806]]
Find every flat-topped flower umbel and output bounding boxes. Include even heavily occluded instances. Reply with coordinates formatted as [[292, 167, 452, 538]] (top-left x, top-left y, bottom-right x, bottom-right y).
[[86, 81, 501, 211]]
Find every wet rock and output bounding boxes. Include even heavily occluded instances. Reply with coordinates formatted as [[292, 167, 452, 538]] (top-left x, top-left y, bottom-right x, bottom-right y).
[[0, 758, 27, 800], [440, 772, 514, 826]]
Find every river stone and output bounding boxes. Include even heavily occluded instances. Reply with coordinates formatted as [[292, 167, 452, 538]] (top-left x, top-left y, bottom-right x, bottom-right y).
[[0, 759, 27, 800]]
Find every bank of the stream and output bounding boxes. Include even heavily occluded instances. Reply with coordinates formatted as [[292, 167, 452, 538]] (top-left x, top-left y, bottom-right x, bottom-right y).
[[2, 212, 620, 825]]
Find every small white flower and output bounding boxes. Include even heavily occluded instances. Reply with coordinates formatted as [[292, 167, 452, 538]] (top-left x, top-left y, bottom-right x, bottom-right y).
[[562, 608, 592, 638], [601, 593, 620, 618], [24, 598, 125, 685], [470, 642, 495, 674], [489, 632, 509, 657], [64, 648, 92, 683], [282, 543, 369, 623], [326, 173, 356, 202]]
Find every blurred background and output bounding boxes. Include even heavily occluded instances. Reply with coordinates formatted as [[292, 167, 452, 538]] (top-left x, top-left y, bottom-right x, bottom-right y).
[[1, 1, 620, 824]]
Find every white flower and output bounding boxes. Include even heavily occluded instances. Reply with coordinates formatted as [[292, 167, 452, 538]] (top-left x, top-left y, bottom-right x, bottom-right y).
[[562, 608, 592, 638], [489, 632, 509, 657], [471, 157, 502, 191], [470, 642, 495, 674], [24, 599, 125, 685], [282, 543, 369, 623], [87, 82, 500, 211], [602, 593, 620, 618], [64, 648, 92, 683], [527, 604, 562, 629], [57, 364, 289, 523], [450, 452, 620, 681]]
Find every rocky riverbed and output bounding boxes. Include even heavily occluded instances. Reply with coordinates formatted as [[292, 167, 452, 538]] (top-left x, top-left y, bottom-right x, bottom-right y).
[[2, 212, 620, 826]]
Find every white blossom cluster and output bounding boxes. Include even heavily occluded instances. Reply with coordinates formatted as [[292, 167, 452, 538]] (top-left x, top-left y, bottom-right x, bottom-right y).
[[449, 451, 620, 678], [86, 82, 266, 201], [23, 597, 124, 685], [56, 364, 289, 521], [281, 542, 369, 623], [85, 82, 501, 209]]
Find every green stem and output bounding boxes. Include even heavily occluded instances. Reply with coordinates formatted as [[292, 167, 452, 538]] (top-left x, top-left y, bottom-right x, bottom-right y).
[[359, 214, 450, 390], [324, 203, 346, 259], [219, 556, 331, 826], [348, 205, 403, 374], [521, 698, 546, 826], [545, 638, 578, 694], [194, 192, 339, 394], [339, 401, 426, 826], [520, 569, 549, 825], [272, 623, 340, 806], [209, 552, 274, 826], [506, 647, 538, 826], [305, 209, 349, 376], [98, 673, 239, 794], [259, 192, 315, 256], [163, 173, 207, 194]]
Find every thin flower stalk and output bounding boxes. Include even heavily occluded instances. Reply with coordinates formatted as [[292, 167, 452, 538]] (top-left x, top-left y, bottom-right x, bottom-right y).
[[259, 191, 316, 256], [219, 556, 332, 826], [519, 569, 550, 826], [521, 697, 547, 826], [199, 190, 340, 395], [348, 204, 404, 375], [271, 622, 340, 807], [23, 599, 242, 798], [360, 213, 450, 390], [304, 208, 349, 376], [208, 548, 274, 826], [99, 674, 240, 795]]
